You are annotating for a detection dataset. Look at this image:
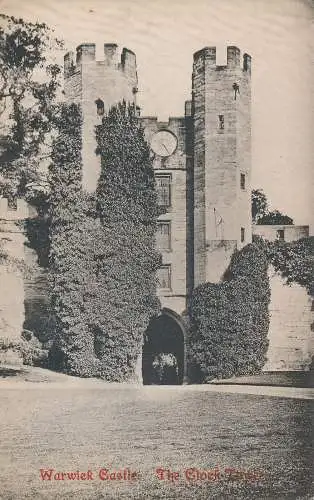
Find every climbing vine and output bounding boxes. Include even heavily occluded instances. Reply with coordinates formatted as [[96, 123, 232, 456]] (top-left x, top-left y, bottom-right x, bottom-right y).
[[253, 235, 313, 297], [48, 101, 161, 380], [188, 243, 270, 382], [48, 102, 96, 375], [94, 101, 161, 381]]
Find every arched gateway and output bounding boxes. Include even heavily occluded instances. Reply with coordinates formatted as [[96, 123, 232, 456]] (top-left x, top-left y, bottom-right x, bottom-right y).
[[142, 309, 186, 385]]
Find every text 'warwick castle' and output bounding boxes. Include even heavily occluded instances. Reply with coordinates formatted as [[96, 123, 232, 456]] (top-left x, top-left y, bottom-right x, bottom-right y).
[[0, 43, 312, 374]]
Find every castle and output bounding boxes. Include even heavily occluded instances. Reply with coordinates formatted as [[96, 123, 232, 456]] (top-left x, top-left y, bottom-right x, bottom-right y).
[[0, 43, 312, 382]]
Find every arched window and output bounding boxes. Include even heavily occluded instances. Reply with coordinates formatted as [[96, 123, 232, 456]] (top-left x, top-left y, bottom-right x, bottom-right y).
[[95, 98, 104, 116]]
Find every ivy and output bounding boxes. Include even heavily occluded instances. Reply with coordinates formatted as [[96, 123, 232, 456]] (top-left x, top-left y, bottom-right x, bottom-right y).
[[94, 101, 161, 380], [253, 235, 314, 297], [188, 243, 270, 382], [48, 102, 93, 374], [48, 101, 161, 380]]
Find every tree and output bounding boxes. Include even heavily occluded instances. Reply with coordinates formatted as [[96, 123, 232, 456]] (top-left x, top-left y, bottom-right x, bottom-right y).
[[0, 14, 62, 202], [94, 101, 161, 381], [257, 210, 293, 225], [252, 189, 268, 223], [252, 189, 293, 225]]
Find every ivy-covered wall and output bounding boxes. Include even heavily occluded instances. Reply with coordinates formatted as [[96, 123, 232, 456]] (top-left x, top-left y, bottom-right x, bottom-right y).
[[94, 101, 161, 381], [48, 102, 161, 381], [187, 243, 270, 382]]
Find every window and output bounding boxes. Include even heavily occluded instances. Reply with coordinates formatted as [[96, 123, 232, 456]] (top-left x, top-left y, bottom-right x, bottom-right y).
[[276, 229, 285, 241], [240, 173, 246, 190], [218, 114, 224, 130], [157, 265, 171, 290], [156, 222, 171, 250], [241, 227, 245, 243], [155, 175, 171, 208], [233, 82, 240, 100], [95, 98, 104, 116]]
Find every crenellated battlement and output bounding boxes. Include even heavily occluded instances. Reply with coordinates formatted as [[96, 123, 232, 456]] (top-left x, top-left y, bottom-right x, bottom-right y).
[[193, 46, 251, 75], [64, 43, 137, 81], [141, 116, 185, 129], [0, 198, 30, 221]]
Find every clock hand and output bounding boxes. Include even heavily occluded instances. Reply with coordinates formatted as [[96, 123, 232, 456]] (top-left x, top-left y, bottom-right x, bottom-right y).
[[162, 143, 170, 154]]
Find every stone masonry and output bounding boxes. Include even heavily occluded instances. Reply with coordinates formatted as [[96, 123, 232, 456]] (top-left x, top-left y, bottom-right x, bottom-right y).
[[0, 199, 29, 364], [62, 43, 313, 371], [254, 225, 313, 370], [64, 43, 138, 192], [193, 47, 252, 285], [0, 43, 311, 373]]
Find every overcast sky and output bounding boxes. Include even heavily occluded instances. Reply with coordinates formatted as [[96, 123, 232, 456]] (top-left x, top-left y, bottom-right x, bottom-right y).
[[1, 0, 313, 230]]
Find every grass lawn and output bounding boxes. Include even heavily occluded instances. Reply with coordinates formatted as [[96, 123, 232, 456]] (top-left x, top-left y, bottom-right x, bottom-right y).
[[0, 384, 313, 499], [212, 371, 313, 388]]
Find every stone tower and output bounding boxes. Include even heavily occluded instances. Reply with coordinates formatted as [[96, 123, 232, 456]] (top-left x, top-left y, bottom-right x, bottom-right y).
[[64, 43, 138, 192], [193, 46, 252, 285]]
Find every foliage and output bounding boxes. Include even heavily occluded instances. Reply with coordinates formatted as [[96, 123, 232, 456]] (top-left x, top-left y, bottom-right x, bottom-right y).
[[265, 237, 313, 296], [48, 101, 161, 381], [93, 101, 161, 380], [19, 329, 48, 366], [251, 189, 268, 223], [47, 102, 91, 374], [257, 210, 293, 225], [0, 14, 62, 201], [251, 189, 293, 225], [152, 353, 179, 385], [0, 331, 47, 366], [188, 243, 270, 382]]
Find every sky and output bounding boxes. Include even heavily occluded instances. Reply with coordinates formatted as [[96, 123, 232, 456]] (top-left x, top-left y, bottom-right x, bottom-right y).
[[1, 0, 313, 230]]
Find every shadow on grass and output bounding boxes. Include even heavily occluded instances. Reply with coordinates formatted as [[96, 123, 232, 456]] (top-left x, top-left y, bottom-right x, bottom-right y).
[[0, 367, 26, 378]]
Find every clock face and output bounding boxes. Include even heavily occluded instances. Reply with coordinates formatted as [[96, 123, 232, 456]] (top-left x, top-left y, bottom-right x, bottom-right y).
[[151, 130, 177, 157]]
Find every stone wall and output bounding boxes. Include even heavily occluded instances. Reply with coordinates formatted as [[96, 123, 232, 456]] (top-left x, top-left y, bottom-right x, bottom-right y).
[[193, 46, 252, 286], [0, 199, 30, 364], [64, 43, 138, 192], [142, 116, 188, 315], [253, 224, 312, 371], [253, 224, 309, 242], [264, 266, 313, 371]]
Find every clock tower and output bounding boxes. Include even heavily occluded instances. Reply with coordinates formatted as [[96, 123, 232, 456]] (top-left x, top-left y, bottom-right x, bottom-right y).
[[141, 111, 192, 316]]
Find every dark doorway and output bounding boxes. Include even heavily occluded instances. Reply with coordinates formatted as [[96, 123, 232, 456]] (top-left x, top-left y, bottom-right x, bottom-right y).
[[142, 312, 184, 385]]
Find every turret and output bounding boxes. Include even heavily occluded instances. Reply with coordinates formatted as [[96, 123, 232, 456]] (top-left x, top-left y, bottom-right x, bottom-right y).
[[63, 43, 138, 192], [192, 46, 252, 285]]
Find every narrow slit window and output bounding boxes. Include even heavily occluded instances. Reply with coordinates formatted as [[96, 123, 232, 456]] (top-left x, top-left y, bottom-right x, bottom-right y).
[[218, 115, 224, 130], [233, 82, 240, 100], [241, 227, 245, 243], [240, 173, 246, 190]]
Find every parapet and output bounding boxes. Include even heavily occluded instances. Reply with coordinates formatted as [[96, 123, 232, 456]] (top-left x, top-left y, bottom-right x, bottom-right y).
[[141, 116, 185, 129], [0, 198, 30, 221], [253, 225, 310, 243], [76, 43, 96, 64], [193, 46, 251, 74], [64, 43, 137, 81]]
